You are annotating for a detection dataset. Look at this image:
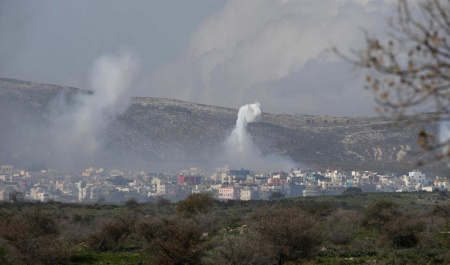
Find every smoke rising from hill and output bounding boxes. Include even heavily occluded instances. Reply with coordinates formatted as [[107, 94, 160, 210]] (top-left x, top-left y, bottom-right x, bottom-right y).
[[49, 52, 139, 169], [227, 102, 262, 154], [224, 102, 295, 171]]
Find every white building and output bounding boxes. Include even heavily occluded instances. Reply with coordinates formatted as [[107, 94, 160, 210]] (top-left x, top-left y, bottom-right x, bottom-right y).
[[318, 179, 343, 189], [403, 170, 426, 185], [240, 187, 259, 201], [218, 186, 241, 200], [30, 187, 49, 202], [157, 184, 176, 195], [376, 183, 397, 192]]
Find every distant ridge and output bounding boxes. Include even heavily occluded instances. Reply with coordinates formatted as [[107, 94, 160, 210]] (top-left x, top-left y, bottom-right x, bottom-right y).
[[0, 78, 438, 173]]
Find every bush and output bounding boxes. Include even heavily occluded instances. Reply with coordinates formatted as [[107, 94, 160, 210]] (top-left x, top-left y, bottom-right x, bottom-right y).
[[249, 207, 321, 264], [8, 191, 24, 203], [431, 202, 450, 218], [293, 200, 331, 216], [86, 217, 133, 252], [0, 246, 12, 265], [0, 208, 72, 264], [176, 193, 215, 216], [382, 213, 425, 248], [155, 196, 171, 208], [269, 191, 285, 200], [125, 198, 139, 206], [361, 199, 401, 227], [342, 187, 363, 197], [137, 216, 208, 264], [202, 232, 270, 265], [325, 209, 358, 245]]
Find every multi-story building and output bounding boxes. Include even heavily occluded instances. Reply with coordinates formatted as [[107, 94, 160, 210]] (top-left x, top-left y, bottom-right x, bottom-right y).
[[240, 186, 260, 200], [177, 175, 201, 186], [218, 186, 241, 200]]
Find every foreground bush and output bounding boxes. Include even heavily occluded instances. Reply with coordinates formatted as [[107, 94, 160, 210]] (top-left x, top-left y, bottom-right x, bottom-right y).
[[138, 216, 208, 264], [361, 200, 401, 227], [86, 216, 134, 252], [202, 232, 270, 265], [382, 213, 425, 248], [176, 193, 215, 216], [363, 200, 426, 248], [324, 209, 358, 245], [250, 207, 321, 264], [0, 208, 72, 264]]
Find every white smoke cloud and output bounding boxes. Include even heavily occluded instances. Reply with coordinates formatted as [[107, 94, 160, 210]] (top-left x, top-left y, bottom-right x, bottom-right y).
[[227, 102, 262, 154], [224, 102, 296, 171], [50, 52, 139, 168], [143, 0, 396, 116]]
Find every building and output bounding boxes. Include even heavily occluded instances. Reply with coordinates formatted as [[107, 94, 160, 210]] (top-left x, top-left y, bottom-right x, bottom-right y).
[[178, 175, 201, 186], [218, 186, 241, 200], [403, 170, 426, 185], [303, 184, 323, 197], [240, 186, 260, 200]]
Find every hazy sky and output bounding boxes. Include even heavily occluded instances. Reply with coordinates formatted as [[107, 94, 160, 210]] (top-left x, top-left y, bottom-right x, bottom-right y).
[[0, 0, 397, 116]]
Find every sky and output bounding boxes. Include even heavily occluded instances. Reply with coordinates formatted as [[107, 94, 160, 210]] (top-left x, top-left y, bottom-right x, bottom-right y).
[[0, 0, 398, 116]]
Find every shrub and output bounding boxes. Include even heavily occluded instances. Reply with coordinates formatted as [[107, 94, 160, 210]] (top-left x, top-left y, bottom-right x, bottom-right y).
[[294, 200, 331, 216], [249, 207, 321, 264], [325, 209, 358, 245], [86, 217, 133, 252], [342, 187, 363, 197], [202, 232, 270, 265], [155, 196, 171, 208], [0, 208, 72, 264], [8, 191, 24, 203], [176, 193, 215, 216], [0, 246, 12, 265], [269, 191, 285, 200], [430, 202, 450, 218], [137, 216, 208, 264], [125, 198, 139, 206], [381, 213, 425, 248], [361, 199, 401, 227]]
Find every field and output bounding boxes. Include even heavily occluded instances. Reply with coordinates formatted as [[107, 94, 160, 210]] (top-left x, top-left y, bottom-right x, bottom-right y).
[[0, 191, 449, 265]]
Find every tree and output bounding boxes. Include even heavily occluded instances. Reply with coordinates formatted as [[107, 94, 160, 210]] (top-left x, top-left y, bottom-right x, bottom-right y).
[[137, 216, 208, 265], [155, 196, 171, 208], [337, 0, 450, 166], [0, 208, 72, 264], [249, 207, 321, 264], [362, 200, 425, 248], [361, 199, 401, 227], [202, 232, 271, 265], [8, 191, 24, 203], [86, 216, 134, 252], [176, 193, 215, 216], [125, 197, 139, 206], [342, 187, 363, 196], [269, 191, 285, 200]]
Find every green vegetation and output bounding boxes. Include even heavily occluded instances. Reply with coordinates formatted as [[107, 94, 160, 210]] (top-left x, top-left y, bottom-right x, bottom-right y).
[[0, 192, 449, 264]]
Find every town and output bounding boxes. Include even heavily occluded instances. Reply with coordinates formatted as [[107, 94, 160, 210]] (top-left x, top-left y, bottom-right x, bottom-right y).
[[0, 164, 448, 203]]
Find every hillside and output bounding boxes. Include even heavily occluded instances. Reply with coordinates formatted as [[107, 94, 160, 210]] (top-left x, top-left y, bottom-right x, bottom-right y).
[[0, 78, 437, 172]]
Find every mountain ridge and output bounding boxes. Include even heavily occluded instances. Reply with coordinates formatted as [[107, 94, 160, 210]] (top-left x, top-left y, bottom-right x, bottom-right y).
[[0, 77, 436, 172]]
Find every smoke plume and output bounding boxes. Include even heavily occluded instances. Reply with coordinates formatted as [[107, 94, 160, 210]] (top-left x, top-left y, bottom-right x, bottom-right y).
[[50, 52, 139, 169], [227, 102, 262, 154], [225, 102, 295, 171], [143, 0, 397, 116]]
